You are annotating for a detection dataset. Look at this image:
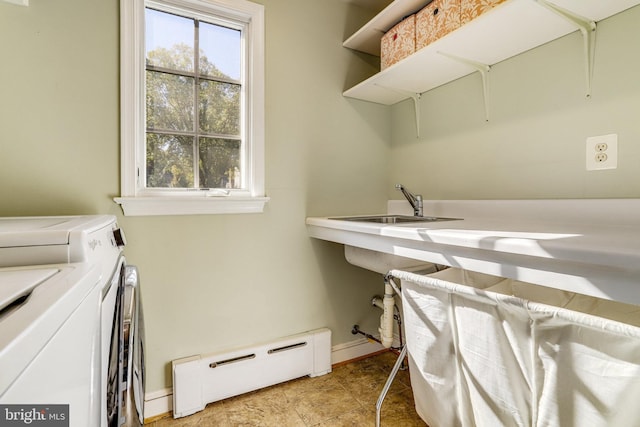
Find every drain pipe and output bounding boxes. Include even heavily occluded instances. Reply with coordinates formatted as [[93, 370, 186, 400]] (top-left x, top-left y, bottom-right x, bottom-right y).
[[352, 273, 405, 350], [378, 275, 396, 348], [372, 296, 404, 349]]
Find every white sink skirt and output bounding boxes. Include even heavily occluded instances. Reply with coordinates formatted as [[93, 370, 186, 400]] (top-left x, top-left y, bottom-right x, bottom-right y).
[[396, 268, 640, 427]]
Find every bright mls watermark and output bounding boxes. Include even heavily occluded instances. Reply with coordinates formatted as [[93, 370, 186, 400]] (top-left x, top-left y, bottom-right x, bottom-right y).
[[0, 405, 69, 426]]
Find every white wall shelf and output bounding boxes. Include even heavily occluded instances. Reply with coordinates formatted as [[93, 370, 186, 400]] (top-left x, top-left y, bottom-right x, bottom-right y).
[[343, 0, 640, 106]]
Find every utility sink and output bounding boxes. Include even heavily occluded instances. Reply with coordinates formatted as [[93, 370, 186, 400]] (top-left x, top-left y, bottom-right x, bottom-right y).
[[330, 215, 460, 224], [329, 214, 461, 273]]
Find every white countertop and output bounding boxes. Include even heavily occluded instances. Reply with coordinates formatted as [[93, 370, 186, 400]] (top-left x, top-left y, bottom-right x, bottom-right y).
[[306, 199, 640, 305]]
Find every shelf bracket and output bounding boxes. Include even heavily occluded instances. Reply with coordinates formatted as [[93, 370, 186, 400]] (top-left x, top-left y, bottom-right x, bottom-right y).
[[437, 51, 491, 121], [408, 93, 421, 138], [535, 0, 597, 98], [373, 84, 422, 138]]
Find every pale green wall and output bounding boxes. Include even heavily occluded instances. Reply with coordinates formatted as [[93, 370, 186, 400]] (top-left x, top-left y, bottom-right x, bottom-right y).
[[0, 0, 121, 215], [389, 5, 640, 201], [0, 0, 391, 392]]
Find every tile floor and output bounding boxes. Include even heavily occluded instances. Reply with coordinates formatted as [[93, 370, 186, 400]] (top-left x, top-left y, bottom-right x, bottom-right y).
[[147, 350, 427, 426]]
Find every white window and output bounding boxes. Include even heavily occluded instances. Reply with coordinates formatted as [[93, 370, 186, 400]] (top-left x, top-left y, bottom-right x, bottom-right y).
[[116, 0, 267, 216]]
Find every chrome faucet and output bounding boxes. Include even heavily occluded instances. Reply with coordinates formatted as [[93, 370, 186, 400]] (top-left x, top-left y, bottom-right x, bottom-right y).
[[396, 184, 423, 217]]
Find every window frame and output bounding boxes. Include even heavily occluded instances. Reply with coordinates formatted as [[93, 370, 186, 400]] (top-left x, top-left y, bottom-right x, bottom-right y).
[[115, 0, 267, 216]]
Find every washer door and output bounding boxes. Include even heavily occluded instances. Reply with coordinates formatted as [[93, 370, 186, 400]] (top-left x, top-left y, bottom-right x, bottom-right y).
[[120, 265, 145, 427], [104, 264, 123, 427]]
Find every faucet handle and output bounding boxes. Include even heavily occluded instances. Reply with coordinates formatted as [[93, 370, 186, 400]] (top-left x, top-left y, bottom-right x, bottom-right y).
[[415, 195, 423, 215]]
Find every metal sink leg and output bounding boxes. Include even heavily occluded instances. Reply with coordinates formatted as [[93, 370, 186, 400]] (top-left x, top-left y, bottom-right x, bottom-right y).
[[375, 345, 408, 427]]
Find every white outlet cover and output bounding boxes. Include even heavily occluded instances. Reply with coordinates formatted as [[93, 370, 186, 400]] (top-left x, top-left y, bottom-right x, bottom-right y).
[[586, 134, 618, 171]]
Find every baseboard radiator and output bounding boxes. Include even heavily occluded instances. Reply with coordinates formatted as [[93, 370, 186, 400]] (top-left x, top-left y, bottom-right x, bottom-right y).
[[171, 328, 332, 418]]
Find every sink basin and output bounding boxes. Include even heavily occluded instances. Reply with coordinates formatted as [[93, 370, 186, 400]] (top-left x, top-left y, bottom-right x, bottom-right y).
[[330, 215, 460, 224], [344, 246, 437, 274]]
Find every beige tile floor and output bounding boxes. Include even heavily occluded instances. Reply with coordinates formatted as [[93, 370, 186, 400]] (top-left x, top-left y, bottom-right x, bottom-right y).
[[147, 350, 427, 426]]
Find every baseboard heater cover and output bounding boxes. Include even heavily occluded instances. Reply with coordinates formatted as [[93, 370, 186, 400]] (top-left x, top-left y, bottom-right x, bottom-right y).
[[171, 328, 332, 418]]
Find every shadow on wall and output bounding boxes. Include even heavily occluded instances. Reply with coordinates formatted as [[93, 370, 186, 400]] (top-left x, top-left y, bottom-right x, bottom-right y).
[[0, 187, 101, 217], [341, 1, 386, 92], [342, 0, 389, 42], [308, 238, 385, 345], [343, 50, 380, 92], [393, 7, 640, 146]]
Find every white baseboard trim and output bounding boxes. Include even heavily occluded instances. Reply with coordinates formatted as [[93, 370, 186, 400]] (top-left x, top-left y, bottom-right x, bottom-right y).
[[143, 387, 173, 422], [330, 337, 385, 365], [143, 336, 386, 421]]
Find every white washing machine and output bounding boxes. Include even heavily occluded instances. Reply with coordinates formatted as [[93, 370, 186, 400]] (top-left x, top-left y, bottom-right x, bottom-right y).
[[0, 215, 144, 427]]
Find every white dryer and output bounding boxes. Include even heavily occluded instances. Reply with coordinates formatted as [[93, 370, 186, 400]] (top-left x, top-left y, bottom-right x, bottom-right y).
[[0, 216, 144, 427]]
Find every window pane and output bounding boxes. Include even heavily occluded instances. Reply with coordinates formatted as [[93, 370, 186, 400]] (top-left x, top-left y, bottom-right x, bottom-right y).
[[147, 134, 194, 188], [199, 80, 240, 135], [146, 71, 194, 132], [199, 22, 241, 80], [146, 8, 194, 72], [199, 137, 241, 189]]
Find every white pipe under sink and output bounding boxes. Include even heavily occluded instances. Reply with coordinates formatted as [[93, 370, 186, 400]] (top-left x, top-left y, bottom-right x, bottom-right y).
[[379, 281, 395, 348]]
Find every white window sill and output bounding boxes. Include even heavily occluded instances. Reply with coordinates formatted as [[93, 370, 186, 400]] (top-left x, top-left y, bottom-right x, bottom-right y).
[[3, 0, 29, 5], [114, 196, 270, 216]]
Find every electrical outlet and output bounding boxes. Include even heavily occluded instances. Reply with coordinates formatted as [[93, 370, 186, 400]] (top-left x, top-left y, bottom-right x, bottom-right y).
[[595, 152, 608, 163], [586, 134, 617, 171]]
